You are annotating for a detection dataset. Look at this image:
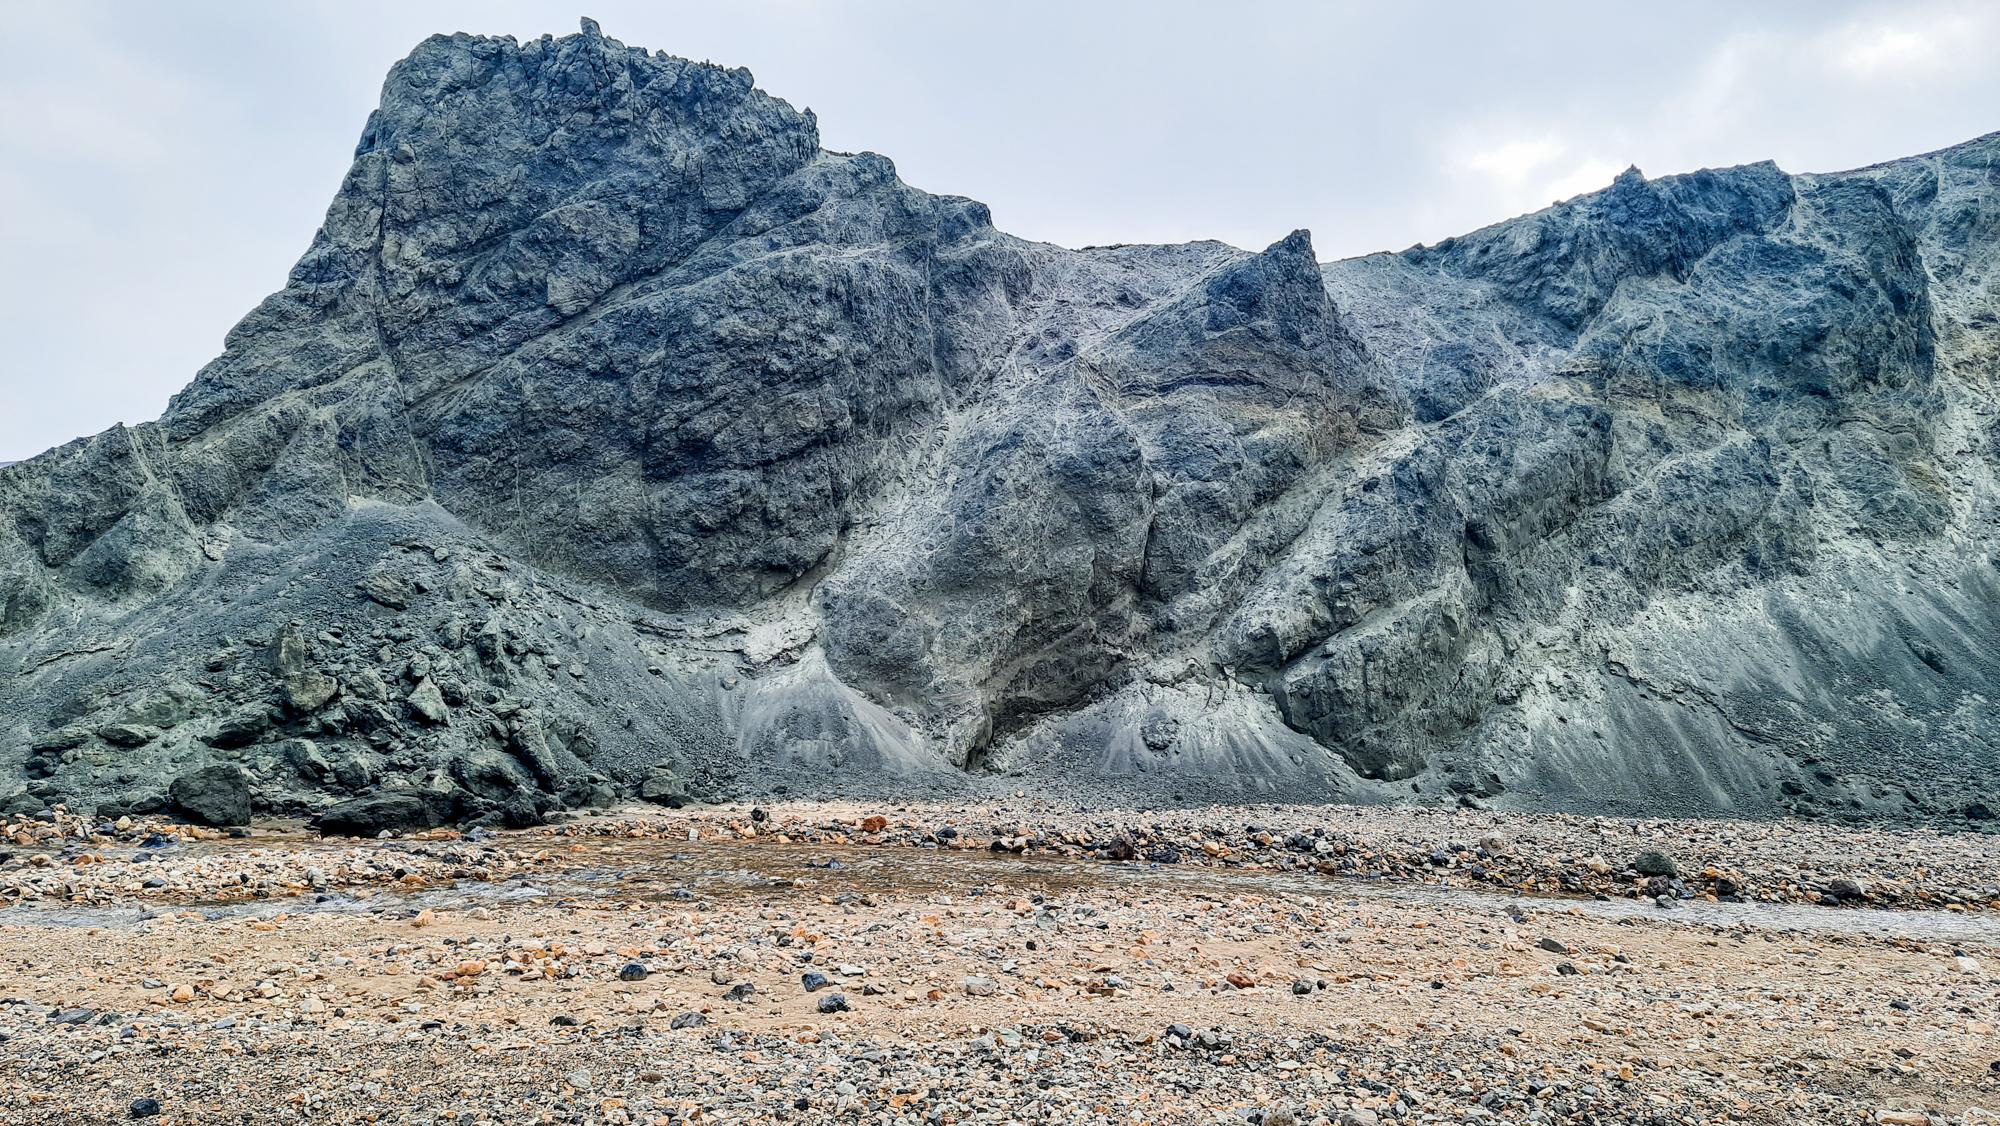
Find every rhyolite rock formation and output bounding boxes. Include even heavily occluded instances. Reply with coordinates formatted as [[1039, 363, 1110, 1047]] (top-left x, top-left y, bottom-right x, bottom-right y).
[[3, 20, 1998, 831]]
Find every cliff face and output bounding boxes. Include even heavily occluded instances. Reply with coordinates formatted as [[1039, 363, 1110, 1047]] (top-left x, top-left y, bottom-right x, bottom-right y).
[[3, 21, 1998, 830]]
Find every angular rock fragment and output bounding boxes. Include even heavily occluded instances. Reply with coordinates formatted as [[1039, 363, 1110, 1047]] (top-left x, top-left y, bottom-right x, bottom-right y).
[[282, 672, 339, 713], [205, 708, 274, 750], [407, 677, 447, 724], [360, 571, 415, 611], [97, 723, 161, 747]]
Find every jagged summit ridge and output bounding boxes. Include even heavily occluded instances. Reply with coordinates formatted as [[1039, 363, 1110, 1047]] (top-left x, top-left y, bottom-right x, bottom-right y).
[[1, 21, 1997, 831]]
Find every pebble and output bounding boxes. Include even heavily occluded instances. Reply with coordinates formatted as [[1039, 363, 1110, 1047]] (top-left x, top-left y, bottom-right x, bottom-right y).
[[0, 797, 1994, 1126]]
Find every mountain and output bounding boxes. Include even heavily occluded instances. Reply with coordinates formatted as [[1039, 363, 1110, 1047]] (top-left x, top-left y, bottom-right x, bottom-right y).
[[3, 20, 1997, 831]]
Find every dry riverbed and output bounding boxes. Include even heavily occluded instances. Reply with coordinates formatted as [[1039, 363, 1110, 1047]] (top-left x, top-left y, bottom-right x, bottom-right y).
[[2, 800, 2000, 1126]]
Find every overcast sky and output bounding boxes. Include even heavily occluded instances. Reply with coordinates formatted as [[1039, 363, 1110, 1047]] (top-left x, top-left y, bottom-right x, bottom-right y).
[[3, 0, 1997, 463]]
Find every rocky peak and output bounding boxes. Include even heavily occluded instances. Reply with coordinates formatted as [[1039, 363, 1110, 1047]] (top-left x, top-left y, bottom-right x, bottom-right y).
[[1, 25, 1998, 830]]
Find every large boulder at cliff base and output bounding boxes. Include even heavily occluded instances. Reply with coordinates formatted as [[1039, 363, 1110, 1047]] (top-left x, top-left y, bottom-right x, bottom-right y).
[[316, 792, 452, 837], [168, 765, 252, 827]]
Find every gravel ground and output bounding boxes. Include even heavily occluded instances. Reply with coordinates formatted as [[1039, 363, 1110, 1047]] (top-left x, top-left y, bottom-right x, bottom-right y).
[[10, 798, 1999, 916], [3, 801, 1999, 1125]]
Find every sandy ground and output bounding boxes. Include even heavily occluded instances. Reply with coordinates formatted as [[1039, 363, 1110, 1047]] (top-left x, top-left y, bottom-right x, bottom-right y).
[[3, 801, 2000, 1126]]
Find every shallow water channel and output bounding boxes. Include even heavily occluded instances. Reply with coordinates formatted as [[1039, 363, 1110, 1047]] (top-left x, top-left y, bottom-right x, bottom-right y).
[[8, 834, 1999, 949]]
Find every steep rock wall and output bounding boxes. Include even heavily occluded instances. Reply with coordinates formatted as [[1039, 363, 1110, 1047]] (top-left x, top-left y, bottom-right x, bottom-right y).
[[2, 21, 1997, 829]]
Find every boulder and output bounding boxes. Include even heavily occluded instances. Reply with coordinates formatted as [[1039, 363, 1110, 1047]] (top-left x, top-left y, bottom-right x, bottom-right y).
[[360, 570, 415, 610], [281, 738, 331, 779], [283, 671, 340, 712], [97, 723, 161, 747], [316, 791, 449, 837], [559, 779, 617, 810], [407, 676, 448, 723], [267, 625, 309, 678], [3, 793, 46, 816], [206, 707, 276, 750], [452, 747, 535, 802], [345, 668, 389, 702], [30, 728, 93, 754], [1632, 851, 1679, 878], [117, 683, 207, 729], [95, 790, 168, 819], [639, 765, 688, 806], [509, 717, 588, 789], [330, 751, 382, 790], [169, 765, 253, 826], [498, 793, 545, 829]]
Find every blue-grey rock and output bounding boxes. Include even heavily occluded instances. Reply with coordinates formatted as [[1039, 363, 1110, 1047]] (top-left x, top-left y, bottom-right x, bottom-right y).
[[1632, 851, 1679, 877], [0, 19, 1997, 824], [406, 676, 447, 724], [97, 723, 162, 747], [167, 765, 251, 827], [315, 791, 449, 837]]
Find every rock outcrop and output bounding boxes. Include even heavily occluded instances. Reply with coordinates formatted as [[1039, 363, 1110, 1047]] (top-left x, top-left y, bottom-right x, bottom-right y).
[[2, 20, 1997, 827]]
